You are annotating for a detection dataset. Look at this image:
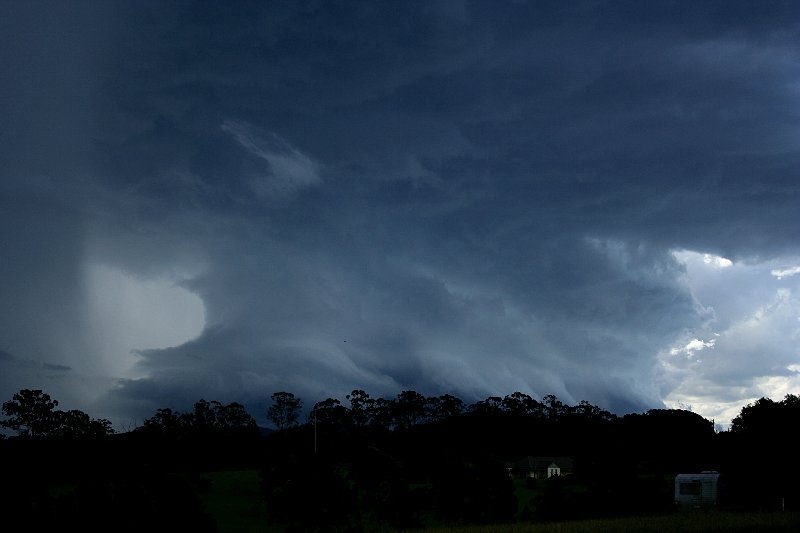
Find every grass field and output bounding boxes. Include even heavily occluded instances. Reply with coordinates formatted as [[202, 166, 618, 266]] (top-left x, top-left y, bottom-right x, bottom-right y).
[[408, 511, 800, 533], [198, 469, 800, 533], [199, 469, 270, 533]]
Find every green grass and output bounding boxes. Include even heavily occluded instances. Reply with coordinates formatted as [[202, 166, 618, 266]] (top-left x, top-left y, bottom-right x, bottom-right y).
[[195, 469, 800, 533], [512, 477, 543, 516], [199, 469, 270, 533], [405, 511, 800, 533]]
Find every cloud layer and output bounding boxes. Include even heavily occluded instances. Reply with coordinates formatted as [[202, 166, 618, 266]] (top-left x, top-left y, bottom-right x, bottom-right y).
[[2, 1, 799, 428]]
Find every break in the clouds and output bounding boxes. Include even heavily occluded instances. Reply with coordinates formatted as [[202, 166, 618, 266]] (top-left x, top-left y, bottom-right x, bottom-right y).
[[662, 251, 800, 428], [2, 1, 800, 429]]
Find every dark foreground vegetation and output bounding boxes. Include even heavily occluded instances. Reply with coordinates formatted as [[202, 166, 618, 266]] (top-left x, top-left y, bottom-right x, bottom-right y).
[[1, 389, 799, 532]]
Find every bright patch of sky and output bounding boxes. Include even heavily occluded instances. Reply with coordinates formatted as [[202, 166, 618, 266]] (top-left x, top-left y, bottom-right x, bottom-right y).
[[85, 264, 206, 379], [771, 266, 800, 280], [670, 337, 717, 359], [703, 254, 732, 268], [663, 250, 800, 429]]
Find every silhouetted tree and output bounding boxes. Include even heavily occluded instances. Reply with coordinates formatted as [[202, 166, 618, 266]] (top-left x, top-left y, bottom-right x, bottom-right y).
[[724, 394, 800, 511], [502, 392, 542, 417], [142, 407, 184, 436], [428, 394, 465, 422], [213, 400, 257, 432], [571, 400, 614, 421], [187, 399, 218, 430], [469, 396, 503, 415], [52, 410, 113, 439], [346, 389, 371, 427], [311, 397, 350, 427], [729, 395, 800, 435], [1, 389, 113, 438], [141, 400, 257, 436], [394, 390, 428, 429], [368, 397, 396, 429], [542, 394, 567, 419], [1, 389, 59, 437], [267, 391, 302, 430]]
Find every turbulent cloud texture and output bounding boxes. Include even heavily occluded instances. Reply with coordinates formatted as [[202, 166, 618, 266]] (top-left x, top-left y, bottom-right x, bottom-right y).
[[2, 1, 799, 428]]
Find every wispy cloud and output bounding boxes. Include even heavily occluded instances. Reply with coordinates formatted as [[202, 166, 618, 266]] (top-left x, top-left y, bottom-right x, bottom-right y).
[[670, 338, 717, 358], [221, 121, 321, 198], [771, 266, 800, 280], [703, 254, 733, 269]]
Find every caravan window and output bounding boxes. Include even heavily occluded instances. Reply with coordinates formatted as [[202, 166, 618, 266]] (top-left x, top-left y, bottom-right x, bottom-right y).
[[679, 482, 702, 495]]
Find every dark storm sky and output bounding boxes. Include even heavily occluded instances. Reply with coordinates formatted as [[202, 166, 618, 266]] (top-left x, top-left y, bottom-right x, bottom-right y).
[[2, 1, 800, 428]]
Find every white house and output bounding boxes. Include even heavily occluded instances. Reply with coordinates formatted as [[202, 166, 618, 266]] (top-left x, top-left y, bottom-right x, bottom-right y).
[[505, 456, 573, 479]]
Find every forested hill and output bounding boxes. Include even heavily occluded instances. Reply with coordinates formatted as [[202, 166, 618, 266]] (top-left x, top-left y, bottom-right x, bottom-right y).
[[1, 389, 798, 531]]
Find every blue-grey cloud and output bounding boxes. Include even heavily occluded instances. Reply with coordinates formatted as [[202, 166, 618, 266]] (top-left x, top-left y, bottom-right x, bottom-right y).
[[2, 1, 799, 428]]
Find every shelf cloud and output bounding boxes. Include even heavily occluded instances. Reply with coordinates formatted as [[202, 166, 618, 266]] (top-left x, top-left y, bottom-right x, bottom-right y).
[[2, 1, 799, 429]]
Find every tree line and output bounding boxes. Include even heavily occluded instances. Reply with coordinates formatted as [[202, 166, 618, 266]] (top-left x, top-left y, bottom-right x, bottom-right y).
[[267, 389, 616, 431], [0, 388, 617, 438], [2, 387, 796, 456]]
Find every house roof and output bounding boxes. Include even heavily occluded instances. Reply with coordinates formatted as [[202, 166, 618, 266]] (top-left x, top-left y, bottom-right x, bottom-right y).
[[505, 456, 574, 471], [675, 472, 720, 482]]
